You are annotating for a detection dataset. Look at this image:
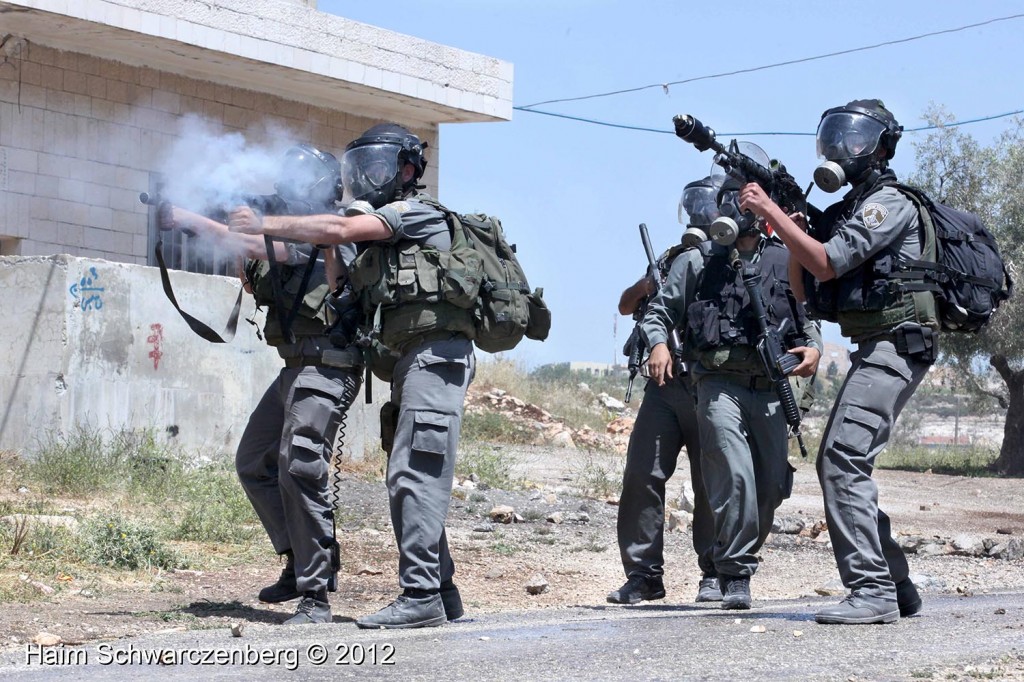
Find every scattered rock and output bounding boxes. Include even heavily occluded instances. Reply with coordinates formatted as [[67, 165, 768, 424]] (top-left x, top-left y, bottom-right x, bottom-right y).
[[170, 569, 203, 578], [473, 523, 496, 533], [563, 512, 590, 525], [546, 512, 563, 524], [677, 481, 696, 514], [917, 540, 950, 557], [489, 505, 516, 524], [951, 535, 985, 556], [749, 625, 766, 633], [772, 516, 806, 535], [814, 530, 831, 545], [814, 579, 846, 597], [230, 623, 244, 637], [484, 567, 504, 580], [1, 514, 79, 532], [987, 538, 1024, 561], [525, 574, 549, 595], [355, 566, 382, 576], [996, 527, 1014, 535], [31, 632, 61, 647], [596, 393, 626, 412], [667, 510, 692, 532], [20, 575, 54, 595]]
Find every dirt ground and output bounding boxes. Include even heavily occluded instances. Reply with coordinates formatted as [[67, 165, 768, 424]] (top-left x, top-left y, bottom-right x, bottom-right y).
[[2, 445, 1024, 652]]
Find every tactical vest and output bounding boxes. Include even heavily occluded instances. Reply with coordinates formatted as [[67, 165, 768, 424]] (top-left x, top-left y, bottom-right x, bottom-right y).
[[803, 176, 938, 340], [245, 257, 333, 347], [347, 205, 481, 353], [685, 240, 803, 359]]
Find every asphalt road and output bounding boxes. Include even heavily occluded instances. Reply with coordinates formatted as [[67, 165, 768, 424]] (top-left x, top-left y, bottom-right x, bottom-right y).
[[2, 592, 1022, 681]]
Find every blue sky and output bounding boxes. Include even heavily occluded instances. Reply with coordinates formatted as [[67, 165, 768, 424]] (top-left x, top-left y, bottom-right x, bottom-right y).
[[320, 0, 1023, 368]]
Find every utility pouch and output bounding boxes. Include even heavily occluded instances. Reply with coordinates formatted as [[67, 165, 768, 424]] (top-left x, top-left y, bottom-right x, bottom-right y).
[[894, 326, 936, 365], [380, 401, 399, 455]]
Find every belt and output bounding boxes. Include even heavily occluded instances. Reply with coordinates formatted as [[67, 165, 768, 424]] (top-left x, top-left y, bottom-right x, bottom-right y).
[[706, 373, 774, 392], [397, 331, 465, 355], [283, 356, 324, 369]]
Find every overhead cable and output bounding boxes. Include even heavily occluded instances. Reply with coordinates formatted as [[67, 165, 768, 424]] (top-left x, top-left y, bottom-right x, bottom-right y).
[[518, 14, 1024, 110], [514, 107, 1024, 137]]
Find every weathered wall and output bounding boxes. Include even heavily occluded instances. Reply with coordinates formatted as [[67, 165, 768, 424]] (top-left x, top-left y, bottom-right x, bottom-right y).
[[0, 255, 383, 459], [0, 42, 439, 263]]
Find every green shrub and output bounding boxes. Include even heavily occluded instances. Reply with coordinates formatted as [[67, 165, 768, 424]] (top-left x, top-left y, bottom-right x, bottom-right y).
[[456, 444, 521, 490], [169, 463, 260, 543], [84, 512, 185, 570]]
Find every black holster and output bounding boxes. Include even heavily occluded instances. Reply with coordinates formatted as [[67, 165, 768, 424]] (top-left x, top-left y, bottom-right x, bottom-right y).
[[894, 326, 936, 364]]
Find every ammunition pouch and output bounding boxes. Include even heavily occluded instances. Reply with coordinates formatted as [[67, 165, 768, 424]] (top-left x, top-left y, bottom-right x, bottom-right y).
[[877, 326, 937, 365], [380, 401, 399, 455]]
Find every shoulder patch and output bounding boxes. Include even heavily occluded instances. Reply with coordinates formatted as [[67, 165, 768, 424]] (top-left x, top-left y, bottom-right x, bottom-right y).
[[862, 202, 889, 228], [390, 201, 412, 214]]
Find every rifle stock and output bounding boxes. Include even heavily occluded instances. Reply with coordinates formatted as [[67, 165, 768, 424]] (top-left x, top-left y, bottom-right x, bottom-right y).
[[739, 263, 809, 458]]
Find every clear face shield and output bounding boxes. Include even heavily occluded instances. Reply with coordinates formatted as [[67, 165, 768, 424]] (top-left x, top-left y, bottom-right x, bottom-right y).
[[678, 181, 722, 248], [341, 143, 401, 203], [276, 150, 330, 202], [816, 112, 885, 161], [813, 112, 887, 193]]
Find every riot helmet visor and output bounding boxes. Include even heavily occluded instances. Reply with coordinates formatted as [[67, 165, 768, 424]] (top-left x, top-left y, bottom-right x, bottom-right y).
[[341, 143, 400, 201], [816, 112, 886, 161], [679, 182, 721, 227]]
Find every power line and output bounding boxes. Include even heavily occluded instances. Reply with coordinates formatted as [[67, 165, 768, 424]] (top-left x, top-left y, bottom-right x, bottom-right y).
[[518, 13, 1024, 110], [514, 106, 1024, 137]]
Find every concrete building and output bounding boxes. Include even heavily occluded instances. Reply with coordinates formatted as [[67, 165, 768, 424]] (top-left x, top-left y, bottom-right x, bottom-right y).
[[0, 0, 512, 456]]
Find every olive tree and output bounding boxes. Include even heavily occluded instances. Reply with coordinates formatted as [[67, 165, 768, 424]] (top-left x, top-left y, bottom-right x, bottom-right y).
[[908, 106, 1023, 474]]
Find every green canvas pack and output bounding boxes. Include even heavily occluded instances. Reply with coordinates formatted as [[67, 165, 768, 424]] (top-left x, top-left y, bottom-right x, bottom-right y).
[[433, 205, 551, 353]]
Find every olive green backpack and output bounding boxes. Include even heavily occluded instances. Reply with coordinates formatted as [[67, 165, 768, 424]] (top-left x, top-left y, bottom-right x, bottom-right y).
[[424, 201, 551, 353]]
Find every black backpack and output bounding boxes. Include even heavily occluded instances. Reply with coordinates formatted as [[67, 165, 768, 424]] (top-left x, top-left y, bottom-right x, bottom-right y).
[[894, 184, 1013, 333]]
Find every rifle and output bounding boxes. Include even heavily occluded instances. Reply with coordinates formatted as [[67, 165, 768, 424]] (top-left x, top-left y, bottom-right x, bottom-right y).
[[623, 223, 685, 403], [673, 114, 821, 225], [737, 259, 809, 458]]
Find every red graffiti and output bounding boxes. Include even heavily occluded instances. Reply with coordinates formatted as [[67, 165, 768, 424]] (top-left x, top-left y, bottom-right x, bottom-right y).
[[147, 323, 164, 370]]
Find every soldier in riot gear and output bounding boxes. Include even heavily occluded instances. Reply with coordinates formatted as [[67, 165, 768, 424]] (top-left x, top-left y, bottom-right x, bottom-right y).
[[607, 177, 721, 606], [643, 159, 821, 610], [161, 143, 362, 625], [740, 99, 932, 624], [229, 123, 471, 630]]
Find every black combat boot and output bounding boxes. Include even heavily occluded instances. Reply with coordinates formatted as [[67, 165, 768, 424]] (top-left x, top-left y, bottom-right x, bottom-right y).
[[259, 550, 300, 603], [283, 590, 331, 625], [606, 574, 666, 605], [695, 575, 723, 603], [896, 578, 922, 617], [815, 591, 899, 624], [440, 580, 464, 621], [720, 575, 752, 610], [356, 590, 447, 629]]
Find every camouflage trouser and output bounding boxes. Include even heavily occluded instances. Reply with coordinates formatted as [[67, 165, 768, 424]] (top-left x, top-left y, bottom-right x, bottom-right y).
[[385, 335, 474, 592], [817, 339, 930, 601], [235, 364, 360, 594], [695, 374, 792, 578], [617, 377, 716, 579]]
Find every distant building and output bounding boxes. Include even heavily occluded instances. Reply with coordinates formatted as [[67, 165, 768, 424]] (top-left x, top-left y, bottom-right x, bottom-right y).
[[821, 342, 852, 376], [569, 361, 625, 378]]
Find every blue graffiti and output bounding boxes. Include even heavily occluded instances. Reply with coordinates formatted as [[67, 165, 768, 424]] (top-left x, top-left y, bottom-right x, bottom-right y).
[[69, 267, 105, 311]]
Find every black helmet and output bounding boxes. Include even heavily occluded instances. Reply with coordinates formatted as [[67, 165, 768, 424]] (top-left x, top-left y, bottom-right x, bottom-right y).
[[817, 99, 902, 162], [342, 123, 428, 208], [275, 143, 342, 206]]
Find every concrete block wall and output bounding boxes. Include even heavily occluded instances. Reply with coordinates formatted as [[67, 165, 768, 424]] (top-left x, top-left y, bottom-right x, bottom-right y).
[[0, 43, 439, 263], [0, 254, 384, 459]]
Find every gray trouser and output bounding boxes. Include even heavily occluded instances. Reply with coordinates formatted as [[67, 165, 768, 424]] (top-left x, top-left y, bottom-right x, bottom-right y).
[[617, 377, 715, 579], [695, 375, 791, 577], [388, 336, 475, 592], [817, 339, 930, 601], [235, 364, 360, 594]]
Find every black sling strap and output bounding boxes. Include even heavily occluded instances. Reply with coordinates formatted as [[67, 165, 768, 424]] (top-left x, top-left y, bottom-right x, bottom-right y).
[[154, 239, 243, 343]]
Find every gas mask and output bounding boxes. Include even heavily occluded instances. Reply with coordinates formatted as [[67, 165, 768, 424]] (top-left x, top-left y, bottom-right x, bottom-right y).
[[341, 124, 427, 209], [813, 109, 889, 193], [678, 176, 722, 248], [707, 183, 762, 246], [275, 144, 342, 210]]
